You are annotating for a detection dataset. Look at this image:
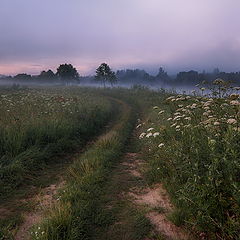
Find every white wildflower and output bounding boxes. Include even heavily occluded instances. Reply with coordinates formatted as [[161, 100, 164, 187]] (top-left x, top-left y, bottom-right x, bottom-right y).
[[146, 132, 153, 138], [158, 143, 164, 148], [190, 103, 197, 109], [147, 128, 154, 132], [136, 124, 142, 129], [139, 133, 146, 139], [174, 112, 181, 116], [153, 132, 160, 137], [230, 100, 240, 106], [227, 118, 237, 125]]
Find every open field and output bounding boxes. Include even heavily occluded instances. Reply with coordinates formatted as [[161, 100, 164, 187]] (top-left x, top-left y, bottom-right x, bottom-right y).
[[0, 84, 239, 240]]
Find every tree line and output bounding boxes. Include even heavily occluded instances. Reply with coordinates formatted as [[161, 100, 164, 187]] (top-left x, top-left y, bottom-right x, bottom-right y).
[[1, 64, 240, 86]]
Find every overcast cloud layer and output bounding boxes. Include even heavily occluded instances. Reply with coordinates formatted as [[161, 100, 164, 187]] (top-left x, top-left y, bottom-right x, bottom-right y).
[[0, 0, 240, 75]]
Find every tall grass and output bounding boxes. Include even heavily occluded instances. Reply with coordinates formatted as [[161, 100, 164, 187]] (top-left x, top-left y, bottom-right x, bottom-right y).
[[0, 87, 112, 196], [139, 81, 240, 239], [30, 99, 135, 240]]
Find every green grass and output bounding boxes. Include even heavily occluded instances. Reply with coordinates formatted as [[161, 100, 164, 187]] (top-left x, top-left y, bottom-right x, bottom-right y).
[[1, 85, 239, 239], [30, 98, 136, 240], [138, 83, 240, 239], [0, 87, 112, 197]]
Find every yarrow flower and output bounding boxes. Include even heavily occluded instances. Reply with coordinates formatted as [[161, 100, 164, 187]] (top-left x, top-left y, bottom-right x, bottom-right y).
[[139, 133, 146, 139], [227, 118, 237, 125], [213, 121, 220, 126], [230, 100, 240, 106], [190, 103, 197, 109], [153, 132, 160, 137], [146, 132, 153, 138], [158, 143, 164, 148]]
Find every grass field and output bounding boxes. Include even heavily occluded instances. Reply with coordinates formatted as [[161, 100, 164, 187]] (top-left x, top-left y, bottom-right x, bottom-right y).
[[0, 83, 239, 240]]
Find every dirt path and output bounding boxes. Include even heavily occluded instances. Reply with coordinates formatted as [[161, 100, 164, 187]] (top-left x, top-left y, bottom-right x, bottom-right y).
[[95, 133, 193, 240], [124, 152, 191, 240], [11, 98, 126, 240], [14, 182, 65, 240]]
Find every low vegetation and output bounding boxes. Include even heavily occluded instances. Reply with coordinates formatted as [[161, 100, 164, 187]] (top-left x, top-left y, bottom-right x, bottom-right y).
[[0, 83, 239, 240]]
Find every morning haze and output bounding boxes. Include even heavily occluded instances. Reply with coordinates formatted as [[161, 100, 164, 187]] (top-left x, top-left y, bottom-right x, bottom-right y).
[[0, 0, 240, 75]]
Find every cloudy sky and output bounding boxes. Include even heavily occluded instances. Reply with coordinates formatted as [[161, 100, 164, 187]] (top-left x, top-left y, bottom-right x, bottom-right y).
[[0, 0, 240, 75]]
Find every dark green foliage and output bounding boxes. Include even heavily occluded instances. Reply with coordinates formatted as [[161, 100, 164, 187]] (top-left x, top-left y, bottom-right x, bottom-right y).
[[95, 63, 117, 87], [56, 64, 79, 83]]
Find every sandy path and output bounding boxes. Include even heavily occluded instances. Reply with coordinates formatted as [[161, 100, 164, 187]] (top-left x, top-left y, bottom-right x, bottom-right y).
[[123, 152, 192, 240]]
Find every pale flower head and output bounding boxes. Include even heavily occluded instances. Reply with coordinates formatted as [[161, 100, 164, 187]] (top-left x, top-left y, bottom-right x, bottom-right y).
[[146, 132, 153, 138], [153, 132, 160, 137], [227, 118, 237, 125], [230, 100, 240, 106], [158, 143, 164, 148], [136, 124, 142, 129], [213, 121, 220, 126], [139, 133, 146, 139]]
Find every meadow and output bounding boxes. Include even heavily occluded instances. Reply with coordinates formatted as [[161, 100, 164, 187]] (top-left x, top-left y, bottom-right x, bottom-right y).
[[0, 83, 239, 240], [139, 81, 240, 239], [0, 87, 112, 197]]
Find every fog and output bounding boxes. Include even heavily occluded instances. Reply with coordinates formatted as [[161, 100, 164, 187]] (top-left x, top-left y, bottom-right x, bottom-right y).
[[1, 0, 240, 75]]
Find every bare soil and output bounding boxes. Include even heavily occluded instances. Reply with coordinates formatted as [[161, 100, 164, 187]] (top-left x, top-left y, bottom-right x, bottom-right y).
[[14, 181, 65, 240], [123, 152, 191, 240]]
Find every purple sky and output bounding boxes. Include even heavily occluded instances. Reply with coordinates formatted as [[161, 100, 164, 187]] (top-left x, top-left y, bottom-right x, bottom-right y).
[[1, 0, 240, 75]]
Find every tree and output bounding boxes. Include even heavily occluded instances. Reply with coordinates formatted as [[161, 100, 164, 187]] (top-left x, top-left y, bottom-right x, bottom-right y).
[[95, 63, 117, 87], [56, 64, 79, 84], [156, 67, 170, 83], [39, 69, 56, 80], [14, 73, 32, 81]]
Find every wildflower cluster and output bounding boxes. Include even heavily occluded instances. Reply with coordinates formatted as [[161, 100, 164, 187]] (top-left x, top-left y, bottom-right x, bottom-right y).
[[140, 81, 240, 239]]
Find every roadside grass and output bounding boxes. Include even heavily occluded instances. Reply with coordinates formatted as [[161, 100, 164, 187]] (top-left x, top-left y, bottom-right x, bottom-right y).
[[30, 99, 137, 240], [138, 81, 240, 239], [92, 133, 152, 240], [0, 87, 112, 196], [0, 87, 114, 239]]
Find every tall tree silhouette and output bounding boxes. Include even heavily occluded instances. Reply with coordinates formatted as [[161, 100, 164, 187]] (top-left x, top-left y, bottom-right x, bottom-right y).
[[95, 63, 117, 87], [56, 64, 79, 84]]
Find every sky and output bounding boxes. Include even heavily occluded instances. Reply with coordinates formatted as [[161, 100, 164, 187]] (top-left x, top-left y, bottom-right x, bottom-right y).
[[0, 0, 240, 75]]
